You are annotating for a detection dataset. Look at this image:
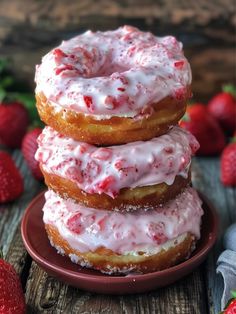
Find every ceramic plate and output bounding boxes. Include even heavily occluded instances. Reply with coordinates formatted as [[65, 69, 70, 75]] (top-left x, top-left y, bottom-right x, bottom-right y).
[[21, 191, 218, 294]]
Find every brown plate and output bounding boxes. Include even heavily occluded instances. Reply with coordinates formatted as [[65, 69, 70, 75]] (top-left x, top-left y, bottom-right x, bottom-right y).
[[21, 191, 218, 294]]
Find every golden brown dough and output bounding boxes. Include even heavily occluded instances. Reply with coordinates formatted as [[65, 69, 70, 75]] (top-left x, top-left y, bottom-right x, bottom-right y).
[[45, 224, 196, 274], [41, 167, 191, 211], [36, 88, 191, 145]]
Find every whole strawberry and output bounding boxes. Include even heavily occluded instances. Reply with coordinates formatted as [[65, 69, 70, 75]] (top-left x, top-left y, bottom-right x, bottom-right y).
[[0, 151, 23, 203], [180, 104, 226, 155], [223, 299, 236, 314], [0, 258, 25, 314], [220, 137, 236, 186], [0, 102, 29, 148], [22, 128, 43, 180], [222, 291, 236, 313], [208, 85, 236, 135]]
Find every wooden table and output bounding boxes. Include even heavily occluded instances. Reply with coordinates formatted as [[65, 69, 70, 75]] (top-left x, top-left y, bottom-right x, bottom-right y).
[[1, 151, 235, 314], [0, 0, 235, 102], [0, 1, 235, 312]]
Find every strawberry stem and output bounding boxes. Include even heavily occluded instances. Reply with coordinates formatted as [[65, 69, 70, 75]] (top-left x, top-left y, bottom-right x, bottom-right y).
[[232, 290, 236, 299], [230, 136, 236, 144], [0, 248, 4, 259], [181, 112, 190, 122], [222, 84, 236, 98]]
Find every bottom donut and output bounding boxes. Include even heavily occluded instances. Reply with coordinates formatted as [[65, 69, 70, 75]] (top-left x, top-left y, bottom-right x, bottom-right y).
[[42, 187, 204, 274]]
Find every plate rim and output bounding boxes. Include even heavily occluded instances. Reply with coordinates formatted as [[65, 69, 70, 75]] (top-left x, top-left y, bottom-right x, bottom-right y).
[[21, 190, 219, 284]]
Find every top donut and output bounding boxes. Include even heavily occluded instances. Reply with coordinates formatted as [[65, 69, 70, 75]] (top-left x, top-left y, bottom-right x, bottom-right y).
[[35, 26, 192, 145]]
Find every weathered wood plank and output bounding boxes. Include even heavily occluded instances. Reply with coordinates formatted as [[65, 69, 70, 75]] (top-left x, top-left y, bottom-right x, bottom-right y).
[[192, 158, 236, 314], [0, 0, 235, 28], [0, 0, 235, 100], [25, 262, 208, 314], [5, 225, 32, 291], [2, 154, 235, 313]]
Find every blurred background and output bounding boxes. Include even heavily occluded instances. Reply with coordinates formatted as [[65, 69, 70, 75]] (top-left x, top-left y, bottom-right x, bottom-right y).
[[0, 0, 235, 100], [0, 3, 235, 313]]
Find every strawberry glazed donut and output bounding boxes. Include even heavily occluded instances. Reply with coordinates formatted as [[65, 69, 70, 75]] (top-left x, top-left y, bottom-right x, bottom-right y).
[[43, 187, 203, 274], [35, 126, 199, 211], [35, 26, 192, 145]]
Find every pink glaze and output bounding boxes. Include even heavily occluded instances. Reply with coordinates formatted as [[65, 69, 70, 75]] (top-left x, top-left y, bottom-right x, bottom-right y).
[[35, 25, 191, 120], [35, 126, 199, 198], [43, 187, 203, 254]]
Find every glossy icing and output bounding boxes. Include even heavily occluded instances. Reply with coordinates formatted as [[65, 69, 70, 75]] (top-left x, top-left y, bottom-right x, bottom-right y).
[[43, 187, 203, 255], [36, 126, 199, 198], [35, 25, 191, 120]]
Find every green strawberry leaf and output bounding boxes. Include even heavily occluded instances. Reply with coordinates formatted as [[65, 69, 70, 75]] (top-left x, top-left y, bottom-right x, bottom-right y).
[[222, 292, 236, 313], [2, 91, 42, 126], [0, 87, 6, 102], [223, 84, 236, 98], [0, 58, 9, 74], [12, 93, 35, 109], [1, 76, 14, 89], [231, 290, 236, 299], [6, 92, 37, 120], [181, 112, 190, 122], [31, 119, 44, 128]]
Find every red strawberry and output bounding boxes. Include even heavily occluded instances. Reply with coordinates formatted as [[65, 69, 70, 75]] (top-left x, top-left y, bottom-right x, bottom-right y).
[[180, 104, 226, 155], [220, 138, 236, 186], [224, 299, 236, 314], [208, 85, 236, 135], [0, 151, 23, 203], [0, 102, 29, 148], [22, 128, 43, 180], [0, 258, 25, 314], [222, 291, 236, 313], [67, 213, 83, 234]]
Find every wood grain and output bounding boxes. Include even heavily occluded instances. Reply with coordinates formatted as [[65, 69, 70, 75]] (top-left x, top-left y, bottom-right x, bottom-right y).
[[192, 157, 236, 314], [0, 0, 235, 29], [0, 0, 235, 100], [25, 263, 208, 314], [0, 152, 235, 313], [0, 0, 235, 304]]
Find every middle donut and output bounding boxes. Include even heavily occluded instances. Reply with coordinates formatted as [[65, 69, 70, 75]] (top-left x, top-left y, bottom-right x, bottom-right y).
[[36, 126, 199, 211]]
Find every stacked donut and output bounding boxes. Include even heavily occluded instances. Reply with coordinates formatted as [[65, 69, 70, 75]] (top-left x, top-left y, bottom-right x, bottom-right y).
[[35, 26, 204, 274]]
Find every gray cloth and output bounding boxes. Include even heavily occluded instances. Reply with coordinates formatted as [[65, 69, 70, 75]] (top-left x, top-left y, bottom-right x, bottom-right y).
[[217, 223, 236, 310], [223, 223, 236, 252]]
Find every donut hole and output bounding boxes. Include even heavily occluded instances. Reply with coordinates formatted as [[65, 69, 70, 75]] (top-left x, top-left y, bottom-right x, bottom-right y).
[[97, 60, 131, 77]]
